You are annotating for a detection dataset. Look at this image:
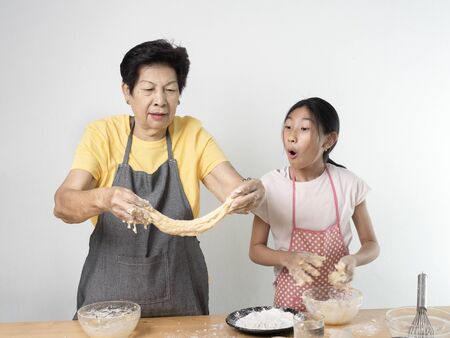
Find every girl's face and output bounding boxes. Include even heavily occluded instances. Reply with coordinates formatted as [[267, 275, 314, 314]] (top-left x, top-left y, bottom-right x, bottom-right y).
[[122, 64, 180, 141], [283, 107, 335, 171]]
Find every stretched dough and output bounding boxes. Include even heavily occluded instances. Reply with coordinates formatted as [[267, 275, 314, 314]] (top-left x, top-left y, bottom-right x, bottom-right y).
[[129, 197, 234, 236]]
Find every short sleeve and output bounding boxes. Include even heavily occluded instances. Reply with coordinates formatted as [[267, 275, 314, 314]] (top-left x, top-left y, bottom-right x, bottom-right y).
[[252, 176, 270, 224], [353, 175, 370, 206], [196, 130, 228, 180], [71, 124, 108, 181], [254, 194, 270, 224]]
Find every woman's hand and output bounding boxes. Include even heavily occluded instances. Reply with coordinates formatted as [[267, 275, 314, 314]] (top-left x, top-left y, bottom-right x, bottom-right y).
[[202, 162, 265, 214], [282, 251, 326, 286], [229, 179, 265, 214], [104, 187, 149, 223], [54, 169, 148, 224]]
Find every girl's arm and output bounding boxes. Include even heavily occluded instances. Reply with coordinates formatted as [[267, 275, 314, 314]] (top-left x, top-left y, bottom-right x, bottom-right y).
[[250, 215, 325, 285], [249, 215, 324, 281], [249, 215, 289, 267], [350, 200, 380, 266], [338, 200, 380, 279]]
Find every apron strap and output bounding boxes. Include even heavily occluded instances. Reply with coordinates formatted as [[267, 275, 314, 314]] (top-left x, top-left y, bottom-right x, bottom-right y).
[[121, 116, 135, 165], [165, 128, 174, 160], [291, 166, 297, 230], [325, 168, 341, 226], [122, 116, 174, 165], [286, 167, 297, 251], [290, 166, 341, 231]]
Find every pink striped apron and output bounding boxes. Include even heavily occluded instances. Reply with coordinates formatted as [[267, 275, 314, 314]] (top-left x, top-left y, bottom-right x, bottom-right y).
[[274, 167, 349, 311]]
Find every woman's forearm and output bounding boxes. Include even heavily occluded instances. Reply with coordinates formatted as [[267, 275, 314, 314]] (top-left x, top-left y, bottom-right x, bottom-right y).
[[54, 187, 109, 224], [202, 162, 243, 202]]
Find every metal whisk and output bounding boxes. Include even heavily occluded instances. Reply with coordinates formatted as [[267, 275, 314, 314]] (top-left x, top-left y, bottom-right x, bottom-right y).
[[408, 273, 434, 337]]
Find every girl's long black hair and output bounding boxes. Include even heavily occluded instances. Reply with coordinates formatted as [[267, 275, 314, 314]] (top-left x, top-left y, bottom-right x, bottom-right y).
[[284, 97, 345, 168]]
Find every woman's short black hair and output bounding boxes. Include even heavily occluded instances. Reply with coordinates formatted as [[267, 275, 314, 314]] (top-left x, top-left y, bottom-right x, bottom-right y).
[[120, 39, 190, 94]]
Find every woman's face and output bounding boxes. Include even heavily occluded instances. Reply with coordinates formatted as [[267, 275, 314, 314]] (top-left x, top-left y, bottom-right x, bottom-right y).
[[283, 107, 330, 171], [122, 64, 180, 141]]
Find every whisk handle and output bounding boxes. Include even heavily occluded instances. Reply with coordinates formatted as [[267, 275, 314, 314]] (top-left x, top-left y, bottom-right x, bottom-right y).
[[417, 273, 427, 309]]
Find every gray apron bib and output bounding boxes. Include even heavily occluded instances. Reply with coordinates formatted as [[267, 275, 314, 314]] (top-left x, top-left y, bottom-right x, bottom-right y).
[[76, 117, 209, 317]]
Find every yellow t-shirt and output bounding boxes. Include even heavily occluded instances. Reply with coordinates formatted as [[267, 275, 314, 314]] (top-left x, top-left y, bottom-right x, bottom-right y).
[[71, 114, 228, 224]]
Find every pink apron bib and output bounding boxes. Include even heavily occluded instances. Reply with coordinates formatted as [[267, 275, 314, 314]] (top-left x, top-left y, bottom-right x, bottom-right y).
[[274, 167, 349, 311]]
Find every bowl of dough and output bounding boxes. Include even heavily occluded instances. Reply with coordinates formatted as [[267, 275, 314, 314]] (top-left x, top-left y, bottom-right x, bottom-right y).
[[77, 300, 141, 338], [303, 286, 363, 325], [385, 306, 450, 337]]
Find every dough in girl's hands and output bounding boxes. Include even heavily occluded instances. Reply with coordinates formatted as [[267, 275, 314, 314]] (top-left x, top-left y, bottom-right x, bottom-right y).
[[328, 262, 348, 287], [290, 253, 326, 286]]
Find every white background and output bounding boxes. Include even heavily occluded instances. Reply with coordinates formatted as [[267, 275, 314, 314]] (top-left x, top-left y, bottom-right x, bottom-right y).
[[1, 0, 450, 322]]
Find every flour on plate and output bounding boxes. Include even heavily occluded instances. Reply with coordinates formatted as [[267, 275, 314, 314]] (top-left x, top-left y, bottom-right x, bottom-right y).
[[235, 308, 293, 330]]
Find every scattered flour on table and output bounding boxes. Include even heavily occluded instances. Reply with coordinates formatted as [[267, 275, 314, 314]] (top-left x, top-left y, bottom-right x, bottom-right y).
[[163, 323, 236, 338], [348, 318, 380, 336], [325, 328, 353, 338], [325, 318, 380, 338], [235, 308, 293, 330]]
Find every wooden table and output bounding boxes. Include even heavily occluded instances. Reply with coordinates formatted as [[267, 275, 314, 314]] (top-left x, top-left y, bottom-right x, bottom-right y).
[[1, 307, 449, 337]]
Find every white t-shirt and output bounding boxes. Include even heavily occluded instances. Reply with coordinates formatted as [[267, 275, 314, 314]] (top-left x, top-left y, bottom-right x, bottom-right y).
[[255, 164, 370, 255]]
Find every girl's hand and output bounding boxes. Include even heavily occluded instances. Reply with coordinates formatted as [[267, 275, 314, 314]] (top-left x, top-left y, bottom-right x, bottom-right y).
[[330, 255, 357, 286], [339, 255, 357, 282], [282, 252, 326, 286], [230, 179, 265, 214], [104, 187, 149, 223]]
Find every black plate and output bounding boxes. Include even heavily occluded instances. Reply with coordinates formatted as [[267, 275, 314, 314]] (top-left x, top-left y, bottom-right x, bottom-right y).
[[225, 305, 297, 336]]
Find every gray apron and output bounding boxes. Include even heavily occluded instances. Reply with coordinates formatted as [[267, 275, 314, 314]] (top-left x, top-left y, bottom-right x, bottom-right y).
[[76, 117, 209, 317]]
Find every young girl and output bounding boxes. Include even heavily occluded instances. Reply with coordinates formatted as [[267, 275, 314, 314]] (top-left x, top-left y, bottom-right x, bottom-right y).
[[250, 97, 379, 311]]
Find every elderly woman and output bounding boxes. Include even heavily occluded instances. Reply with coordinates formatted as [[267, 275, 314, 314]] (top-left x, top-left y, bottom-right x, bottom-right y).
[[53, 39, 264, 317]]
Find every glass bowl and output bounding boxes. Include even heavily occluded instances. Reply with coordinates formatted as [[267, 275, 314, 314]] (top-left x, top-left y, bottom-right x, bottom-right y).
[[385, 306, 450, 337], [77, 300, 141, 338], [303, 286, 363, 325]]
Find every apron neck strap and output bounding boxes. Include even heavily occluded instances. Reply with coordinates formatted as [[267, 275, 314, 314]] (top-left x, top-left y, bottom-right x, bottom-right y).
[[291, 167, 297, 229], [325, 168, 340, 226], [290, 165, 340, 230], [122, 116, 174, 165], [122, 116, 135, 165], [165, 128, 174, 160]]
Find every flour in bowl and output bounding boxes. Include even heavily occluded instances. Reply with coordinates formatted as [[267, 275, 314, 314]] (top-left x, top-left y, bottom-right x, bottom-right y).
[[235, 308, 294, 330]]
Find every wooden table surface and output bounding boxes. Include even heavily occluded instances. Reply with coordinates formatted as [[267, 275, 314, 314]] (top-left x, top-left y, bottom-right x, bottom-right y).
[[1, 307, 449, 337]]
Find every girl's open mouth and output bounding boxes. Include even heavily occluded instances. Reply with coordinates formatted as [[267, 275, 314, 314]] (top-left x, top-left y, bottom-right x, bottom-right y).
[[287, 150, 298, 159]]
